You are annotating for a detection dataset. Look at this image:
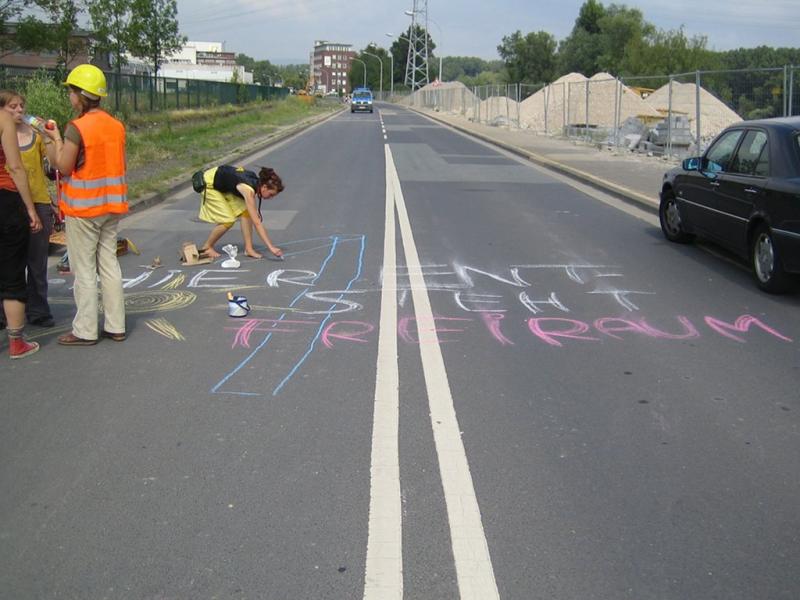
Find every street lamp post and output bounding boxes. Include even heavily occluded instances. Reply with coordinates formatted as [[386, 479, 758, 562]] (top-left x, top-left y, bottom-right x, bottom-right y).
[[352, 58, 366, 89], [428, 17, 444, 82], [386, 32, 409, 98], [387, 53, 394, 99], [363, 48, 383, 100]]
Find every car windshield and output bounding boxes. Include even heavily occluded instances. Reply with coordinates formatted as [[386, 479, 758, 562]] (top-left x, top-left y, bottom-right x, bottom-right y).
[[354, 92, 371, 99]]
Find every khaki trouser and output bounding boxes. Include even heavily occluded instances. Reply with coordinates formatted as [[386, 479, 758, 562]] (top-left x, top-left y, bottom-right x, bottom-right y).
[[65, 214, 126, 339]]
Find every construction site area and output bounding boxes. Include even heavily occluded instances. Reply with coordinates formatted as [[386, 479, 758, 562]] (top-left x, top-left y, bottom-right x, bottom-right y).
[[401, 67, 799, 158]]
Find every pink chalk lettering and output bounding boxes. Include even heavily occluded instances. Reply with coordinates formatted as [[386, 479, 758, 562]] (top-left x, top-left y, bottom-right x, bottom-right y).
[[636, 316, 700, 340], [527, 318, 599, 347], [704, 315, 793, 343], [321, 321, 375, 349], [481, 312, 514, 346], [228, 319, 316, 348], [398, 316, 471, 344], [594, 317, 650, 339]]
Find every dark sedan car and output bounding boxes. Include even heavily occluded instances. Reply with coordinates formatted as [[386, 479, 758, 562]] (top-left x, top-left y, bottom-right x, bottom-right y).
[[659, 116, 800, 293]]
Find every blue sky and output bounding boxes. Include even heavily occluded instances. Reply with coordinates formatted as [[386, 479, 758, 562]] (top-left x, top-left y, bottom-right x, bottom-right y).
[[176, 0, 798, 64]]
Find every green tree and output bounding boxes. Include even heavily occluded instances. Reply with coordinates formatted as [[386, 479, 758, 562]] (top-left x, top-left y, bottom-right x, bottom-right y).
[[127, 0, 185, 110], [497, 30, 557, 83], [461, 69, 502, 87], [557, 0, 607, 75], [87, 0, 136, 106], [127, 0, 185, 75], [235, 53, 256, 73], [16, 0, 84, 70], [619, 27, 713, 76], [596, 4, 653, 72], [388, 25, 435, 87], [444, 56, 491, 80], [388, 37, 407, 88], [235, 54, 280, 86], [576, 0, 605, 34], [0, 0, 28, 58], [253, 60, 277, 86], [275, 64, 308, 90], [558, 28, 601, 75]]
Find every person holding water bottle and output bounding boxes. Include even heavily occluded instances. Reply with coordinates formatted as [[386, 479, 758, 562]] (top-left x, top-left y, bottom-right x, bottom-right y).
[[41, 64, 128, 346], [0, 90, 59, 328]]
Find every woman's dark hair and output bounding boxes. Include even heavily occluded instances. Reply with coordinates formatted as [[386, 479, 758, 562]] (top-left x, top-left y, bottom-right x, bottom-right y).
[[69, 85, 101, 115], [258, 167, 284, 192]]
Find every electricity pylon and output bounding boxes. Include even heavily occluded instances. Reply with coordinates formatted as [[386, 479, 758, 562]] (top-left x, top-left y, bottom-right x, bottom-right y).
[[404, 0, 429, 90]]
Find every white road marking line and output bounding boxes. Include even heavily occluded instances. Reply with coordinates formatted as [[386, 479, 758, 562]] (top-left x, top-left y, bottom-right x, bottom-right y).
[[363, 147, 403, 600], [388, 145, 501, 600]]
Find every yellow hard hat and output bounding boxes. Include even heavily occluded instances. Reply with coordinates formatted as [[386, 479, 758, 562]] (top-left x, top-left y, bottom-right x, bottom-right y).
[[64, 64, 108, 98]]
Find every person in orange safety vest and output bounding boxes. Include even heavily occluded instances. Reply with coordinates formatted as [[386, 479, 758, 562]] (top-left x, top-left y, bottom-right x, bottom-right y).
[[43, 64, 128, 346]]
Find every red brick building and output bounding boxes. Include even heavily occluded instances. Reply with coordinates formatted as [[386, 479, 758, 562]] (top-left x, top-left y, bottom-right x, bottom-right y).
[[311, 40, 356, 95]]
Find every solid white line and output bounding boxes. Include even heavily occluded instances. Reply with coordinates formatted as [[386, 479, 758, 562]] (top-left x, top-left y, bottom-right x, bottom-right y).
[[388, 145, 501, 600], [362, 146, 403, 600]]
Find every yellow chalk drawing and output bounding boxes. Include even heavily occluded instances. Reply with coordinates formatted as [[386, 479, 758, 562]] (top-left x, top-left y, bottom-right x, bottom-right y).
[[144, 318, 186, 341], [161, 273, 186, 289], [30, 292, 196, 340], [116, 290, 197, 314]]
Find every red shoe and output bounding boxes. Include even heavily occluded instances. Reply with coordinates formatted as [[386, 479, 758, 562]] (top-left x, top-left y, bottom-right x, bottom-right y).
[[9, 337, 39, 359]]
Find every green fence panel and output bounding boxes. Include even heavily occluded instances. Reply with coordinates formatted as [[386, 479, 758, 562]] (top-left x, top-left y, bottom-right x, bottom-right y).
[[0, 64, 290, 114]]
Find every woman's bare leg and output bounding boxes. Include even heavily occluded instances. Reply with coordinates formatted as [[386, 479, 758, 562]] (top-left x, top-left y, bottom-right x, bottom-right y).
[[241, 216, 262, 258], [200, 224, 230, 258]]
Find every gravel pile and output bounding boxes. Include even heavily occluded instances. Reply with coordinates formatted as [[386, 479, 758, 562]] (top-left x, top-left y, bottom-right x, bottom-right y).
[[520, 72, 660, 134], [518, 72, 586, 133], [407, 80, 479, 114], [644, 81, 742, 139], [477, 95, 518, 123]]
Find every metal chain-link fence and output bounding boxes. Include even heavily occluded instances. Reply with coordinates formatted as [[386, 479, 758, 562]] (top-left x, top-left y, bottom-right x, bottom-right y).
[[404, 65, 799, 159]]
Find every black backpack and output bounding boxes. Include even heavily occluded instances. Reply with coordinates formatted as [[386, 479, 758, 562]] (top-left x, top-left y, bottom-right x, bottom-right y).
[[191, 170, 206, 193]]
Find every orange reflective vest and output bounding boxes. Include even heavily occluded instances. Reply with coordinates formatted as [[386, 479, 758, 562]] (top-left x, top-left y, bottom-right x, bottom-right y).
[[59, 110, 127, 218]]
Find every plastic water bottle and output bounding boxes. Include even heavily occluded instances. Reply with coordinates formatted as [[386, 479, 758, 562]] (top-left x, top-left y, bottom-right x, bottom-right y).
[[23, 115, 55, 131]]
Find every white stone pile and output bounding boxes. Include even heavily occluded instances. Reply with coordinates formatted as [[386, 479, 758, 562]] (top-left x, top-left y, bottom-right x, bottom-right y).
[[519, 72, 661, 134], [402, 71, 744, 143], [645, 81, 742, 139]]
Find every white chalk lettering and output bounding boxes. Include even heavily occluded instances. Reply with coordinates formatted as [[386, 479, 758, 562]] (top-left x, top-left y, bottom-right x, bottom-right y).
[[454, 292, 506, 312], [267, 269, 318, 288], [188, 270, 249, 288], [518, 291, 569, 314]]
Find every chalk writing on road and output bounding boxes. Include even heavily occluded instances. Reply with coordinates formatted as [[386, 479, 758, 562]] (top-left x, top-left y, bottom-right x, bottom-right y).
[[225, 313, 793, 349], [43, 236, 796, 396]]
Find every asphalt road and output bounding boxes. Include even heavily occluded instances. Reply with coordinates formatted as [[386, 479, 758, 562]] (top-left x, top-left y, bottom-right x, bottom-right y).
[[2, 104, 799, 600]]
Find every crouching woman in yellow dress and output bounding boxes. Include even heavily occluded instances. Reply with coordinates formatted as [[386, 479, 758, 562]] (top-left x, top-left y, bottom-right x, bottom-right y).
[[198, 164, 284, 259]]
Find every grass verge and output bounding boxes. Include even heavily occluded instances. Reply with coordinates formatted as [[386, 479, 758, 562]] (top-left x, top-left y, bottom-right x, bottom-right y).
[[126, 97, 339, 199]]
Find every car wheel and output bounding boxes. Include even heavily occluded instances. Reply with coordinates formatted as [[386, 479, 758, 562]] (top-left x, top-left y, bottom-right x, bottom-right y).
[[659, 191, 693, 243], [751, 224, 793, 294]]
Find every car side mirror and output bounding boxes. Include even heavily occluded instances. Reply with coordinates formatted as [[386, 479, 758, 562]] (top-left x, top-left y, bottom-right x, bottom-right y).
[[702, 160, 723, 180], [682, 157, 701, 171]]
